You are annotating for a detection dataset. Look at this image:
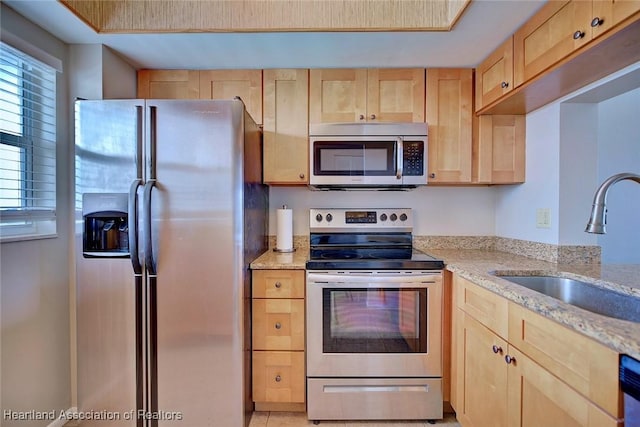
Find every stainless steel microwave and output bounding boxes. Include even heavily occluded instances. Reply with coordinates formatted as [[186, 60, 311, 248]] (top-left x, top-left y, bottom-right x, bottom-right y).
[[309, 123, 427, 189]]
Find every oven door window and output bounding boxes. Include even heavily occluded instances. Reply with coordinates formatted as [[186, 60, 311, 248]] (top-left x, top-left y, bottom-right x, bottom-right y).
[[322, 288, 427, 353], [313, 140, 396, 176]]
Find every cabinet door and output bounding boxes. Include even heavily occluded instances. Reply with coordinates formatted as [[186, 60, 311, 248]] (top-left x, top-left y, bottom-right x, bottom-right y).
[[591, 0, 640, 38], [137, 70, 199, 99], [367, 68, 425, 122], [475, 36, 514, 110], [514, 0, 593, 87], [455, 312, 509, 427], [199, 70, 262, 124], [309, 69, 367, 124], [263, 69, 309, 184], [253, 351, 305, 403], [508, 302, 621, 418], [506, 346, 621, 427], [475, 115, 525, 184], [426, 69, 473, 183]]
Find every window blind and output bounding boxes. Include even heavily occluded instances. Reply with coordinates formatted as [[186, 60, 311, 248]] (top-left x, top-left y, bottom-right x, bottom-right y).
[[0, 41, 57, 240]]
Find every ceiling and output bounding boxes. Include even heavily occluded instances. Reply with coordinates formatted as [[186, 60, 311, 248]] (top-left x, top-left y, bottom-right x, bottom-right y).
[[3, 0, 547, 70]]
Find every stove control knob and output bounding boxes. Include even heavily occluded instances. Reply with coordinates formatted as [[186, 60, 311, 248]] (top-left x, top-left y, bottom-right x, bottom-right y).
[[326, 213, 333, 222], [315, 213, 323, 222], [380, 213, 388, 221], [400, 213, 408, 221], [390, 213, 398, 222]]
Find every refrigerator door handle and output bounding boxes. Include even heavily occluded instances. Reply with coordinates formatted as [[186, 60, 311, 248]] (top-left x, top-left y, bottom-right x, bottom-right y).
[[128, 179, 143, 275], [143, 179, 157, 276]]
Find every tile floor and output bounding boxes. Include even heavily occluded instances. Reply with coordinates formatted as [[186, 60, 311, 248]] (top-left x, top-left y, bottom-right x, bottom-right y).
[[249, 412, 461, 427]]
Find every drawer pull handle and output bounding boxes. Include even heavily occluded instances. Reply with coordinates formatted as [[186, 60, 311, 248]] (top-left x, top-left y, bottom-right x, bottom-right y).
[[492, 345, 503, 354], [505, 355, 516, 365], [275, 375, 282, 382], [274, 281, 282, 288], [275, 322, 282, 330], [591, 17, 603, 27], [573, 30, 585, 40]]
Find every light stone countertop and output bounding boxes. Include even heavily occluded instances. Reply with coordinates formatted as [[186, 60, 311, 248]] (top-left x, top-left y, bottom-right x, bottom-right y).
[[250, 245, 640, 359], [426, 248, 640, 360]]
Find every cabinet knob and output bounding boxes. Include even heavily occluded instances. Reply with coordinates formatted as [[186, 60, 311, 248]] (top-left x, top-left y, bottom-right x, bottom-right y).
[[429, 173, 436, 179], [274, 322, 282, 330], [274, 281, 282, 288], [505, 355, 516, 365], [492, 345, 503, 354], [500, 81, 509, 89], [359, 114, 365, 120], [591, 17, 603, 27], [370, 114, 376, 120], [275, 375, 282, 382], [299, 173, 305, 179], [573, 30, 585, 40]]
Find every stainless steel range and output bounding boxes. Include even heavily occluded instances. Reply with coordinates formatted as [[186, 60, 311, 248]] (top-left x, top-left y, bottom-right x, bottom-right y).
[[305, 208, 444, 423]]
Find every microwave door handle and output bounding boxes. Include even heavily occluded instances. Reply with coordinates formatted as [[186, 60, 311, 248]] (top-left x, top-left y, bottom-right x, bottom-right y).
[[396, 137, 403, 180]]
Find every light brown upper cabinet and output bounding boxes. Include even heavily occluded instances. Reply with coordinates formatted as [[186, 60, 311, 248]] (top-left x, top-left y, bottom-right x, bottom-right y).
[[514, 1, 593, 87], [199, 70, 263, 124], [475, 36, 514, 111], [513, 0, 640, 88], [474, 115, 525, 184], [137, 70, 199, 99], [262, 69, 309, 185], [426, 69, 473, 184], [591, 0, 640, 39], [309, 68, 425, 124]]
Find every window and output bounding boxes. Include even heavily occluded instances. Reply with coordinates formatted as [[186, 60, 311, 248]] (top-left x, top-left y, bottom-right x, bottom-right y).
[[0, 41, 57, 241]]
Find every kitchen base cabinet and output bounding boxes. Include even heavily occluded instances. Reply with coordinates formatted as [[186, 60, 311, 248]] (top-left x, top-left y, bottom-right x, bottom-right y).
[[455, 312, 508, 427], [252, 269, 305, 410], [452, 274, 623, 427]]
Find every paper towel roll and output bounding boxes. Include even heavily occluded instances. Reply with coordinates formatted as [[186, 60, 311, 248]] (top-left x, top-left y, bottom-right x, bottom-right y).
[[275, 206, 294, 252]]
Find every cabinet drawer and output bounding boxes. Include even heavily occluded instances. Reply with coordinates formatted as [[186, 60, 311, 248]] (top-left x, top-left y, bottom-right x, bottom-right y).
[[508, 302, 621, 418], [253, 351, 305, 403], [455, 275, 508, 339], [253, 270, 305, 299], [253, 299, 305, 351]]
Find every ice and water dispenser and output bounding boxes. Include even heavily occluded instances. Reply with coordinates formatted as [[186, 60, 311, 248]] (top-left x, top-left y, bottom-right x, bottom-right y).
[[82, 193, 129, 258]]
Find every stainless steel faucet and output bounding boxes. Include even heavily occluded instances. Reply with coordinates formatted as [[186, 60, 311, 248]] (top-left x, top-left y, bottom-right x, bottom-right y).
[[585, 172, 640, 234]]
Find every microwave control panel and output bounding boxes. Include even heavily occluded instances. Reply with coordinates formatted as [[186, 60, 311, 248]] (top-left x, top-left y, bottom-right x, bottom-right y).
[[403, 141, 424, 176]]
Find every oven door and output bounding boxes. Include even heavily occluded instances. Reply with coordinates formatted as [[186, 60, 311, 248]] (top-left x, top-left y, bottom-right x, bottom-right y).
[[306, 271, 442, 378], [309, 137, 402, 186]]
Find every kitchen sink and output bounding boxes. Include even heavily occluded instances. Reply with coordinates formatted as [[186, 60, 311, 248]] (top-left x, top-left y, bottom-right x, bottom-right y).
[[497, 275, 640, 323]]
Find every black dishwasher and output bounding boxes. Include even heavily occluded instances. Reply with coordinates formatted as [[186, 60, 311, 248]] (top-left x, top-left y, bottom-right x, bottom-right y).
[[621, 355, 640, 427]]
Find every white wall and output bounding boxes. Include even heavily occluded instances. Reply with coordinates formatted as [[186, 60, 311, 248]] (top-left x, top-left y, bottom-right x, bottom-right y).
[[269, 186, 496, 236], [596, 87, 640, 263], [495, 103, 561, 244], [1, 4, 72, 425], [495, 61, 640, 257]]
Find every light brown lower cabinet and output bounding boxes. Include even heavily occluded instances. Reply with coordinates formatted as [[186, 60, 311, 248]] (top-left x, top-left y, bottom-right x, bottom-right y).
[[252, 269, 306, 411], [452, 274, 622, 427]]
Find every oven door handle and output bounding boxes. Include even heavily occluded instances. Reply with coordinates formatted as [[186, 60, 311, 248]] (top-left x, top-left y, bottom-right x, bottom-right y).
[[307, 273, 439, 284]]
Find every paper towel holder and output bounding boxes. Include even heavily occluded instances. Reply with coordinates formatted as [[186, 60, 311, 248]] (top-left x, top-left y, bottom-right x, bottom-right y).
[[273, 204, 296, 253]]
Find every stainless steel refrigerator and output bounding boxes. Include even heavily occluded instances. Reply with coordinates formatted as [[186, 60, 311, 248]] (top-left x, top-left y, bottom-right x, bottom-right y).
[[74, 99, 268, 426]]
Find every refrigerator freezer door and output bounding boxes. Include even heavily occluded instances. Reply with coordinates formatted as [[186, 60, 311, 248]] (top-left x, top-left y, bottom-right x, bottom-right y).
[[75, 100, 144, 426], [147, 100, 246, 426]]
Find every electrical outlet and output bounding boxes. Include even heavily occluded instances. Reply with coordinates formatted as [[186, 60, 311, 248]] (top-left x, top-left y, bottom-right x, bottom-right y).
[[536, 208, 551, 229]]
